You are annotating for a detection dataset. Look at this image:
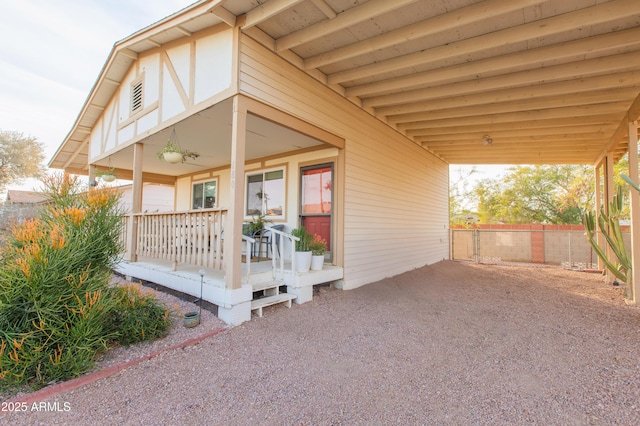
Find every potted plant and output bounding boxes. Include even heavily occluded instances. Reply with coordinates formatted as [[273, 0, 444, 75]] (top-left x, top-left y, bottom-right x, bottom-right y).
[[96, 168, 117, 183], [156, 139, 199, 164], [309, 234, 327, 271], [245, 213, 270, 237], [291, 226, 312, 272]]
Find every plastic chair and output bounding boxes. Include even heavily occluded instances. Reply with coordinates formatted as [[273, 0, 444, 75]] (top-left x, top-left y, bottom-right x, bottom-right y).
[[256, 224, 284, 261]]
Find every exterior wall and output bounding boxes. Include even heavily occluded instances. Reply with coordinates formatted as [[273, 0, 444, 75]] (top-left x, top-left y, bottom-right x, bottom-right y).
[[173, 147, 339, 258], [119, 183, 175, 213], [238, 35, 449, 289], [89, 27, 234, 162]]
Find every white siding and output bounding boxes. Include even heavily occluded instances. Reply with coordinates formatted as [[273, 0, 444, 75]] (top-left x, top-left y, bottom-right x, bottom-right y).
[[239, 36, 449, 290], [119, 183, 175, 213], [90, 28, 234, 160], [139, 54, 160, 108], [194, 31, 233, 105]]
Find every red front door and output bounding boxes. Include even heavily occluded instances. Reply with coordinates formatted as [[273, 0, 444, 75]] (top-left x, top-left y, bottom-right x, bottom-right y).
[[301, 164, 332, 255]]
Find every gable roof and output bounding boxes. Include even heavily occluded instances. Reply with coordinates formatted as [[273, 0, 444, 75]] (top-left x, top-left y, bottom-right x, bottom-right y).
[[5, 190, 49, 204], [51, 0, 640, 171]]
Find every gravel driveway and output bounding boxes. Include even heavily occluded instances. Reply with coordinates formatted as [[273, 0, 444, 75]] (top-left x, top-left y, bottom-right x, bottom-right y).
[[4, 261, 640, 425]]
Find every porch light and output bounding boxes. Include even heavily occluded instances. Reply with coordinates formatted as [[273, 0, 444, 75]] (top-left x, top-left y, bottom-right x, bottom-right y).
[[157, 127, 200, 164], [482, 135, 493, 145]]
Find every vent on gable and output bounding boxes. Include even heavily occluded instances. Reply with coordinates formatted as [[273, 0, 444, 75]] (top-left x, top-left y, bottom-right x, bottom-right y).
[[131, 79, 143, 114]]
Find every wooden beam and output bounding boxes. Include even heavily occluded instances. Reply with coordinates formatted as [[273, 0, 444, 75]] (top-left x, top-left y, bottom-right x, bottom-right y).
[[409, 123, 616, 139], [394, 103, 628, 130], [399, 114, 622, 132], [310, 0, 336, 19], [329, 0, 638, 84], [387, 93, 635, 125], [210, 4, 237, 27], [243, 0, 304, 29], [426, 141, 603, 152], [305, 0, 546, 69], [276, 0, 419, 51], [418, 132, 607, 144], [440, 149, 601, 163], [348, 27, 640, 98], [363, 52, 640, 108], [378, 75, 640, 117], [595, 91, 640, 166]]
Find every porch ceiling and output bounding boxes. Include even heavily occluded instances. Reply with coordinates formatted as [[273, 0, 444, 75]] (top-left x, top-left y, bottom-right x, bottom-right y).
[[52, 0, 640, 174], [232, 0, 640, 166], [94, 99, 326, 178]]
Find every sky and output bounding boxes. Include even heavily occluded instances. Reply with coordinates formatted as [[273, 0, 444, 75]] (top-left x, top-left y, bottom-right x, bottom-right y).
[[0, 0, 508, 196], [0, 0, 196, 192]]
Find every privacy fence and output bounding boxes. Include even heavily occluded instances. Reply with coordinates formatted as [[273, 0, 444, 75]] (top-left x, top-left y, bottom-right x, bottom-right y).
[[451, 224, 631, 270]]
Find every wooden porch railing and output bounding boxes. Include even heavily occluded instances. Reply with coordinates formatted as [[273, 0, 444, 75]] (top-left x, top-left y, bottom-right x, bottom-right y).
[[122, 210, 303, 280], [132, 208, 227, 270], [267, 227, 299, 280]]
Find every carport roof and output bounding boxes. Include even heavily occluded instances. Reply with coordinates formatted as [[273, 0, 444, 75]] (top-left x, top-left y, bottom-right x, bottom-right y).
[[50, 0, 640, 172]]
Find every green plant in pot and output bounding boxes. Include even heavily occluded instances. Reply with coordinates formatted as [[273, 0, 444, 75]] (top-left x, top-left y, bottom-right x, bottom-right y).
[[156, 128, 199, 164], [156, 140, 199, 164], [291, 226, 313, 272], [246, 213, 271, 237]]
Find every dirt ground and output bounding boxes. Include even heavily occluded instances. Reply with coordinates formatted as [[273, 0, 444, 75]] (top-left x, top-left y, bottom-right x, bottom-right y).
[[4, 261, 640, 425]]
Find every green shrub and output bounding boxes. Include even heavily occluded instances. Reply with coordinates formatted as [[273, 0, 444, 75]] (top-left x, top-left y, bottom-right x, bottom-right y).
[[0, 173, 170, 393], [107, 284, 173, 346]]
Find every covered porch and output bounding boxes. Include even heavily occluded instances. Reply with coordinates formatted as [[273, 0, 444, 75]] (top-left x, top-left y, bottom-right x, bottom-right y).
[[119, 208, 343, 325]]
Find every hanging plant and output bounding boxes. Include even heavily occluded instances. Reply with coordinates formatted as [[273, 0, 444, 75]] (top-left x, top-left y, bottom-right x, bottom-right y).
[[96, 168, 117, 183], [156, 128, 199, 164]]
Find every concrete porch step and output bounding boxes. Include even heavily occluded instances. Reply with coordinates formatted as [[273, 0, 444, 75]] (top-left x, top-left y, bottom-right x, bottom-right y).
[[252, 280, 282, 294], [251, 293, 297, 317]]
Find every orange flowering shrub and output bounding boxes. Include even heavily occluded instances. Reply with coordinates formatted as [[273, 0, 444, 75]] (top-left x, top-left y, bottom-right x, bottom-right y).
[[0, 173, 171, 394], [0, 173, 123, 391]]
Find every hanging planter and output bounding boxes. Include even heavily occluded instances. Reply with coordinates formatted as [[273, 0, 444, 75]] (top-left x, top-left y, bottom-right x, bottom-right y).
[[162, 151, 184, 164], [156, 128, 199, 164], [96, 156, 117, 182], [96, 167, 117, 182]]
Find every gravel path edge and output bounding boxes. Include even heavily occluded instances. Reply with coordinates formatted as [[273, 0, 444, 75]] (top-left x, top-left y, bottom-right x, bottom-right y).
[[1, 327, 227, 409]]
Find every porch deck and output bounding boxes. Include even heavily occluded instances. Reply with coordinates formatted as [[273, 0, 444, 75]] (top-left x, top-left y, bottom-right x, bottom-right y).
[[115, 256, 343, 325]]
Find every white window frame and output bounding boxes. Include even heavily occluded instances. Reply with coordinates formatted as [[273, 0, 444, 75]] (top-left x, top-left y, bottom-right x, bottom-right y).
[[191, 178, 218, 210], [245, 166, 286, 219]]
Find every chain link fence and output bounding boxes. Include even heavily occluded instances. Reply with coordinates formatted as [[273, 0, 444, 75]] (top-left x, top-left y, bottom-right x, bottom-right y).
[[450, 229, 623, 270]]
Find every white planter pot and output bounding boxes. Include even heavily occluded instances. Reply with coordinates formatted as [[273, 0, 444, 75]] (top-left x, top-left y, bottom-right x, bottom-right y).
[[101, 174, 116, 182], [295, 251, 312, 272], [311, 255, 324, 271], [163, 151, 183, 163]]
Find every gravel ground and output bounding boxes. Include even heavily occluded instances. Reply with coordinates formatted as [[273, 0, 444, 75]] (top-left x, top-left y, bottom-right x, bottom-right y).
[[3, 261, 640, 425]]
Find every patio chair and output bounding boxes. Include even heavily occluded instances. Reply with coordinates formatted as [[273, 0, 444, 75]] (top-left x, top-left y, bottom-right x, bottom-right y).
[[256, 224, 284, 261]]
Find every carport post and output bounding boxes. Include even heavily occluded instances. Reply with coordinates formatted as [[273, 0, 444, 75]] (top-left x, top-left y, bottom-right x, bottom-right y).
[[594, 165, 603, 271], [628, 120, 639, 304]]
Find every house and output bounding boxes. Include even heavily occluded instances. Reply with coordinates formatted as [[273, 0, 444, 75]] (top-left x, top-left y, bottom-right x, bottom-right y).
[[0, 190, 50, 238], [117, 183, 175, 213], [49, 0, 640, 324], [4, 190, 49, 205]]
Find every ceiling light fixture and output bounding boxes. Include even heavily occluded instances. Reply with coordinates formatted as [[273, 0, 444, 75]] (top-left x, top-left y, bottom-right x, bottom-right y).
[[482, 135, 493, 145]]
